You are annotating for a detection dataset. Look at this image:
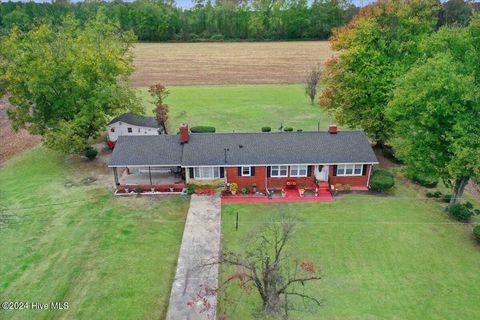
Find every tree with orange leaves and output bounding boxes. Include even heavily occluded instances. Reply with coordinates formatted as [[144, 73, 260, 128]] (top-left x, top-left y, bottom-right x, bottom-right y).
[[319, 0, 440, 146], [149, 83, 170, 134]]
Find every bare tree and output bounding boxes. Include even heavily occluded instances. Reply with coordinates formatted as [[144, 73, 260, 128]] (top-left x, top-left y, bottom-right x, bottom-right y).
[[204, 221, 322, 318], [149, 83, 169, 134], [305, 66, 321, 105]]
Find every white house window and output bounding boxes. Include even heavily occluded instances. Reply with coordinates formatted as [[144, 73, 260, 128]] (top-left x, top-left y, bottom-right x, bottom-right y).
[[110, 127, 115, 132], [241, 166, 251, 176], [194, 167, 220, 180], [290, 165, 308, 177], [127, 128, 132, 133], [271, 165, 288, 177], [354, 164, 363, 175], [138, 128, 141, 133], [337, 164, 363, 176]]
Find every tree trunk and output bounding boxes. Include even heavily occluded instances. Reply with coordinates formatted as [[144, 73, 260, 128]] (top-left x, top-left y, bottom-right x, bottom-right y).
[[449, 177, 469, 207], [264, 290, 281, 316], [262, 269, 282, 316]]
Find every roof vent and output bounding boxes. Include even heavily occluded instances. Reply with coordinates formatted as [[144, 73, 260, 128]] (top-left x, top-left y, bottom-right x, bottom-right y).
[[328, 124, 338, 134]]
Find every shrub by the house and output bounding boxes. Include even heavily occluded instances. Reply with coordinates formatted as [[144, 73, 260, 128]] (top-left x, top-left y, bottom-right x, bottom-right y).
[[84, 147, 98, 160], [370, 169, 395, 192], [283, 127, 293, 132], [473, 225, 480, 242], [186, 184, 196, 194], [262, 126, 271, 132], [448, 203, 479, 222], [190, 126, 216, 133]]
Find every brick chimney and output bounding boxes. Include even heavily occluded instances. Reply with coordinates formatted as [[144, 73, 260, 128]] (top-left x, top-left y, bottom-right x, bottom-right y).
[[179, 123, 189, 144], [328, 124, 338, 134]]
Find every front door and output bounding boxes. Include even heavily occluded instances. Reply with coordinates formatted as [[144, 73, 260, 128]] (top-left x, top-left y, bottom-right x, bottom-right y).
[[315, 165, 329, 181]]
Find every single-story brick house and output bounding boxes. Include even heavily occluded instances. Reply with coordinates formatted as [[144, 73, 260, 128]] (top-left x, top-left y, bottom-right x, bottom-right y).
[[108, 124, 378, 195], [107, 112, 161, 142]]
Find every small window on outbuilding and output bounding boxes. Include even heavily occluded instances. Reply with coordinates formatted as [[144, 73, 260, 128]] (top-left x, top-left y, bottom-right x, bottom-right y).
[[110, 127, 115, 132], [127, 128, 132, 133]]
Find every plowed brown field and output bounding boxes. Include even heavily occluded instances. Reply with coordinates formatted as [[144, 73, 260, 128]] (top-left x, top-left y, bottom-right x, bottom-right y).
[[131, 41, 334, 86]]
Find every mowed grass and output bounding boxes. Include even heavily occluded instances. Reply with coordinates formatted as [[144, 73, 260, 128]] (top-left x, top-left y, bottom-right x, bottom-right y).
[[138, 84, 332, 132], [0, 147, 189, 320], [220, 183, 480, 319]]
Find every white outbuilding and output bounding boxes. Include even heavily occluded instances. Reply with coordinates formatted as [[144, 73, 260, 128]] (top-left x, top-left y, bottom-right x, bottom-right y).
[[107, 112, 161, 142]]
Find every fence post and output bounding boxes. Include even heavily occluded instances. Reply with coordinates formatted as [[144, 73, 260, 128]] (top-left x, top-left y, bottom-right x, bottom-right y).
[[235, 211, 239, 231]]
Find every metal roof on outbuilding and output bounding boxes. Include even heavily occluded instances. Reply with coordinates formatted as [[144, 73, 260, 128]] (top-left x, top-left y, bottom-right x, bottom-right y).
[[107, 112, 159, 128]]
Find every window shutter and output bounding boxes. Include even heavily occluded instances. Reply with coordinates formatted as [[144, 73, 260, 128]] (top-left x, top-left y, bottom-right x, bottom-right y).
[[307, 165, 312, 177], [237, 167, 242, 176], [267, 166, 271, 177], [220, 167, 225, 178], [251, 167, 255, 176], [189, 168, 194, 178], [333, 165, 337, 176], [362, 164, 368, 176]]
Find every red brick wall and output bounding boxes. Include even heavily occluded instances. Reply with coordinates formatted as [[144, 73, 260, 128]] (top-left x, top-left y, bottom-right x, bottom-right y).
[[226, 165, 317, 191], [328, 164, 371, 187], [226, 167, 267, 190]]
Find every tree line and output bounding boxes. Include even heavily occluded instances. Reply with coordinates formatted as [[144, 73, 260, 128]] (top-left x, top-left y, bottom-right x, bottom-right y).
[[0, 0, 358, 42], [320, 0, 479, 207]]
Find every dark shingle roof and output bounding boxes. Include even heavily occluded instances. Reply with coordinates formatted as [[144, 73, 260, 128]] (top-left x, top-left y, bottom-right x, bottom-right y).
[[107, 112, 159, 128], [108, 131, 378, 167], [182, 131, 378, 166], [108, 135, 183, 166]]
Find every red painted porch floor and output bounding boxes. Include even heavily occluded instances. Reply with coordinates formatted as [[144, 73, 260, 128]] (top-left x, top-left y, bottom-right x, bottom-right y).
[[221, 187, 334, 203]]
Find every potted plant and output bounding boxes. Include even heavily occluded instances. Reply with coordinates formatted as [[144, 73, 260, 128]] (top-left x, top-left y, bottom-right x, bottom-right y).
[[169, 184, 175, 192], [334, 183, 342, 196], [252, 183, 257, 193], [150, 187, 155, 193], [298, 183, 306, 197], [242, 187, 250, 194], [230, 182, 238, 195], [281, 189, 287, 198]]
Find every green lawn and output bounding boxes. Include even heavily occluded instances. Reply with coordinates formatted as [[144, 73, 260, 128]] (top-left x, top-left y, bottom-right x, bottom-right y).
[[138, 84, 332, 132], [220, 183, 480, 319], [0, 147, 189, 320]]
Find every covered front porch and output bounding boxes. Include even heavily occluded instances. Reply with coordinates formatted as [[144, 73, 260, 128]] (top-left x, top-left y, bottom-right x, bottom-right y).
[[112, 166, 186, 195]]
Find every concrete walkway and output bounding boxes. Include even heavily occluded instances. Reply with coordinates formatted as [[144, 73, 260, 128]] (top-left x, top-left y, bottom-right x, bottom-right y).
[[167, 194, 221, 320]]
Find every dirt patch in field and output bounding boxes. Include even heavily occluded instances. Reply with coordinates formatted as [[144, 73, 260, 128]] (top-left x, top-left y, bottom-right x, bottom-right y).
[[0, 96, 41, 165], [132, 41, 334, 87]]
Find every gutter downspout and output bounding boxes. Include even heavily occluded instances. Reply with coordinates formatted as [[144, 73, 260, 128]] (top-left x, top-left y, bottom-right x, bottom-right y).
[[265, 166, 268, 195]]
